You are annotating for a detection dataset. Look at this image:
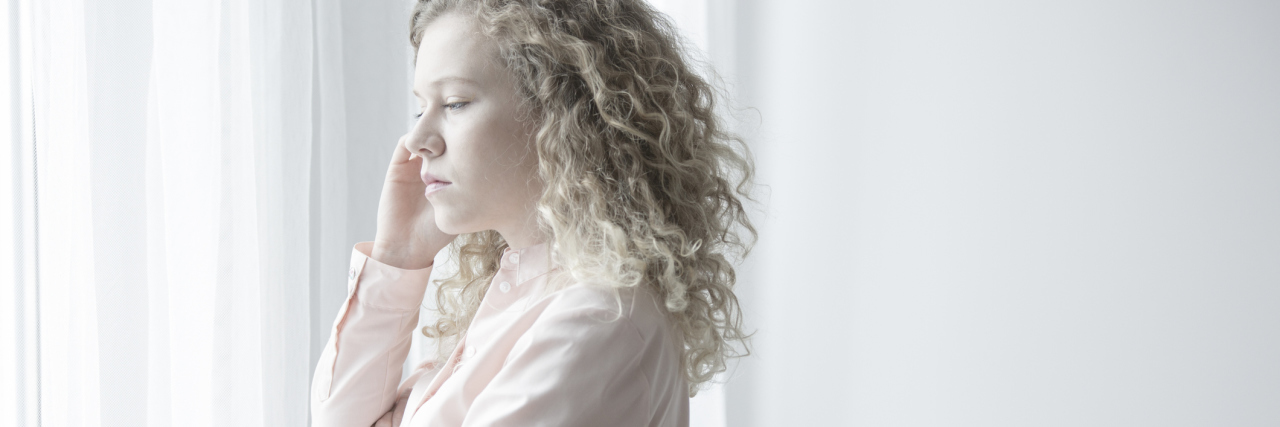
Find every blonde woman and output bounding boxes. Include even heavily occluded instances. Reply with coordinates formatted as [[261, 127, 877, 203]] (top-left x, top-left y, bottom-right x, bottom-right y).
[[310, 0, 755, 425]]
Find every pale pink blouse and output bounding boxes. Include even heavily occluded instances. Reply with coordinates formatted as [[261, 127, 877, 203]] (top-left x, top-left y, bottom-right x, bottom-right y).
[[310, 241, 689, 427]]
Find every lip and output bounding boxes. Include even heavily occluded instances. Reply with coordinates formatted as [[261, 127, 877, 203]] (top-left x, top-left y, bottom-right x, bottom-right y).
[[421, 172, 452, 197]]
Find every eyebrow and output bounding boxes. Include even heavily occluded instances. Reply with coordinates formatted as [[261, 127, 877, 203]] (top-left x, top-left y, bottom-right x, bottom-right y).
[[412, 76, 480, 98]]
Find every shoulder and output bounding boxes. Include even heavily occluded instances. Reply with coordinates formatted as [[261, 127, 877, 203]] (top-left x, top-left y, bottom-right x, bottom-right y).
[[531, 279, 676, 347], [508, 278, 688, 405]]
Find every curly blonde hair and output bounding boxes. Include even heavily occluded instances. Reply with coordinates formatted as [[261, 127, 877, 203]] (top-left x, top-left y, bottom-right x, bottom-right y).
[[410, 0, 756, 395]]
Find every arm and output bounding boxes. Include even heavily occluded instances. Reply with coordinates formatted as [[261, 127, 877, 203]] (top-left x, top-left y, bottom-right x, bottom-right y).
[[460, 297, 652, 427], [311, 242, 434, 427]]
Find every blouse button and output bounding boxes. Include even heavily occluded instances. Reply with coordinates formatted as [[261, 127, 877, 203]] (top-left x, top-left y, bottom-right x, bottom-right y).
[[348, 268, 358, 280], [499, 281, 511, 293], [509, 252, 520, 264]]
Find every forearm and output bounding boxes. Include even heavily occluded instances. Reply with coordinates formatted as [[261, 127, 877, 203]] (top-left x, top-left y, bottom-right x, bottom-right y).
[[311, 242, 433, 427]]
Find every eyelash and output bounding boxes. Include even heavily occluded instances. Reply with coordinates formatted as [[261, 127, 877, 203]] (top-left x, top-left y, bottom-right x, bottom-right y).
[[415, 101, 469, 119]]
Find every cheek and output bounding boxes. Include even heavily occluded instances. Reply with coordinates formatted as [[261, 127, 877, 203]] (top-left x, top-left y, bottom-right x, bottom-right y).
[[469, 124, 538, 185], [431, 114, 540, 233], [492, 122, 540, 174], [491, 137, 541, 199]]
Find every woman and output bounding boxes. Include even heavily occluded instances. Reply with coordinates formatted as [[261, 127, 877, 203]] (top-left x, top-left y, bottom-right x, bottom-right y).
[[310, 0, 755, 425]]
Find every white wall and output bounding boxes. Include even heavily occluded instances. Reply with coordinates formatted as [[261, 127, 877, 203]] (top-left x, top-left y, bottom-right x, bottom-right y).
[[725, 1, 1280, 425]]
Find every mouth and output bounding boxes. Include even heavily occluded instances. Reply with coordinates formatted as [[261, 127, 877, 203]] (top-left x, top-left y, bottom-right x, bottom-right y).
[[421, 172, 452, 197]]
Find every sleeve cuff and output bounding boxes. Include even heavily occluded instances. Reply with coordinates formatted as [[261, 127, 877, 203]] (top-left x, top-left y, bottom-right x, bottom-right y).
[[348, 242, 434, 312]]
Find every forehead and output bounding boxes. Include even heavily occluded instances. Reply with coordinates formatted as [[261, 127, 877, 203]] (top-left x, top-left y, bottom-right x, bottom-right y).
[[413, 12, 502, 90]]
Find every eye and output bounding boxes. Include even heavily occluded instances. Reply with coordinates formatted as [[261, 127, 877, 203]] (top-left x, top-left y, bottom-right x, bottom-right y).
[[413, 101, 469, 119]]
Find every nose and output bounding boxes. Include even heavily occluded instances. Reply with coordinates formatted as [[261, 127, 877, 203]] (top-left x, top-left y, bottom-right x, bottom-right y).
[[404, 112, 445, 159]]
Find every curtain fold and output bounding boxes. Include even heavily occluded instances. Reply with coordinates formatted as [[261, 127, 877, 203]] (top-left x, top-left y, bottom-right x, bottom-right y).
[[310, 0, 350, 400], [31, 0, 102, 425], [17, 0, 369, 425]]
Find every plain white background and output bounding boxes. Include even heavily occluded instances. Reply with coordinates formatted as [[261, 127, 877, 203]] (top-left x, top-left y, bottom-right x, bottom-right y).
[[723, 1, 1280, 426]]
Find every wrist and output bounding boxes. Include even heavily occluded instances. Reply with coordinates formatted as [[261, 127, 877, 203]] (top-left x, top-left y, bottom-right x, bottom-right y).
[[370, 242, 436, 270]]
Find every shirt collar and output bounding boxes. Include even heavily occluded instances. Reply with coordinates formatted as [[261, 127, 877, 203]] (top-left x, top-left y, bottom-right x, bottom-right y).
[[500, 241, 555, 286]]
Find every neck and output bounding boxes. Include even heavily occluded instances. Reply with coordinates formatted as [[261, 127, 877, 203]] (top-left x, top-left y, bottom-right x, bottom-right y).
[[497, 214, 545, 250]]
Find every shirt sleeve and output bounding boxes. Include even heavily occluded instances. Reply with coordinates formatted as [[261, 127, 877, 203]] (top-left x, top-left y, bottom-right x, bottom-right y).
[[311, 242, 435, 427], [460, 293, 652, 427]]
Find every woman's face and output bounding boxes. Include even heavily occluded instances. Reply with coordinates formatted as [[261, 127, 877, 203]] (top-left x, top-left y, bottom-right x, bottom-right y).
[[405, 12, 542, 245]]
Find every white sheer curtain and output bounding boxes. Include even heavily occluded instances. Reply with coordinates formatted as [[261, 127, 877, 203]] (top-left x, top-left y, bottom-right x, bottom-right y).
[[2, 0, 413, 425]]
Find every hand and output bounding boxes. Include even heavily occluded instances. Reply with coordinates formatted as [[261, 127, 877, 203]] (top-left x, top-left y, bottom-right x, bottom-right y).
[[371, 135, 457, 270]]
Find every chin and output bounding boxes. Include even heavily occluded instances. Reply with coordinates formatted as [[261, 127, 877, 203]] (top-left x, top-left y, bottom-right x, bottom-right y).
[[433, 210, 475, 236]]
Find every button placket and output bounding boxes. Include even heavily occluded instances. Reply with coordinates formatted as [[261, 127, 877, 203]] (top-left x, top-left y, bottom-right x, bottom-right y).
[[507, 250, 522, 285], [346, 262, 362, 295]]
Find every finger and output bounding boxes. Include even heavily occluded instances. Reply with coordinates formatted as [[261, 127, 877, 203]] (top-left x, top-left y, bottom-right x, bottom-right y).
[[392, 135, 414, 164]]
